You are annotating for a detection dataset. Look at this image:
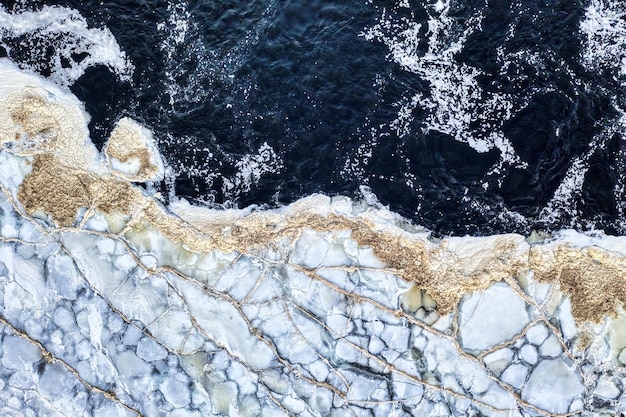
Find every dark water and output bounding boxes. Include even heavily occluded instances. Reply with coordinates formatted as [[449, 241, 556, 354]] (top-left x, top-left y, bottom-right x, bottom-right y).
[[2, 0, 625, 236]]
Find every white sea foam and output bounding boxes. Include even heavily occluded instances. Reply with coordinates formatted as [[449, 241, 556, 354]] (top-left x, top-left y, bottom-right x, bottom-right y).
[[539, 105, 626, 226], [581, 0, 626, 83], [156, 0, 197, 107], [156, 0, 271, 109], [222, 142, 284, 197], [156, 1, 285, 203], [356, 0, 626, 230], [361, 0, 524, 179], [161, 133, 284, 204], [0, 5, 133, 87]]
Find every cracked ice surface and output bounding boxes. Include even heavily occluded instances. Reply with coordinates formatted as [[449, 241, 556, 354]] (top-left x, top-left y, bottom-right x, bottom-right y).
[[1, 182, 626, 416], [2, 61, 626, 417]]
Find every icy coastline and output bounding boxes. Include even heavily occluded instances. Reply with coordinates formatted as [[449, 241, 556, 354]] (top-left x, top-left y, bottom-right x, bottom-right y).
[[1, 61, 626, 416]]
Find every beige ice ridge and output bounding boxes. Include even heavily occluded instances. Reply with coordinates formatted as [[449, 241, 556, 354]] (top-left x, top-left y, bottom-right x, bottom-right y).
[[1, 76, 626, 326], [4, 64, 626, 415]]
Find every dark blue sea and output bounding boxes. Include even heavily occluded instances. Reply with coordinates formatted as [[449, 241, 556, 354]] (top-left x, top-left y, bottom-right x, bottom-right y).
[[2, 0, 625, 236]]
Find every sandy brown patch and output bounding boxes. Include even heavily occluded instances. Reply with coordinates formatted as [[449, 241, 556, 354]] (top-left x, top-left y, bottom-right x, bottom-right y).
[[105, 117, 161, 181], [8, 85, 626, 324], [531, 244, 626, 323]]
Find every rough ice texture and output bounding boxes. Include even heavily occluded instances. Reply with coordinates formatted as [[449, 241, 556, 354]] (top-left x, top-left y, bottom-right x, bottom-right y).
[[2, 48, 626, 417], [105, 117, 165, 182], [521, 359, 584, 414]]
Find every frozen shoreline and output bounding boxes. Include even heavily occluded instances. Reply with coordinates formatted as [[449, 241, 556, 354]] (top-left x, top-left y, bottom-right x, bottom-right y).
[[1, 58, 626, 416]]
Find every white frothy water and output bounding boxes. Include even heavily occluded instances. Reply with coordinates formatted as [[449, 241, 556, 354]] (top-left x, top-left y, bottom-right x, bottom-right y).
[[357, 0, 626, 231], [156, 1, 284, 203], [0, 5, 133, 87], [156, 0, 273, 109], [222, 142, 284, 196], [581, 0, 626, 84], [361, 0, 524, 179], [537, 0, 626, 227]]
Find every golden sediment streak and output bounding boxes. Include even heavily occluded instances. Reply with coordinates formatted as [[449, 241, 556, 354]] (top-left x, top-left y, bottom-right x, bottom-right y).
[[105, 117, 163, 181], [3, 84, 626, 325]]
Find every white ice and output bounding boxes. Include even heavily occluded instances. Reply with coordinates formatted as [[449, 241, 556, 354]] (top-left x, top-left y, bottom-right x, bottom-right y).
[[458, 282, 530, 353], [521, 358, 584, 414]]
